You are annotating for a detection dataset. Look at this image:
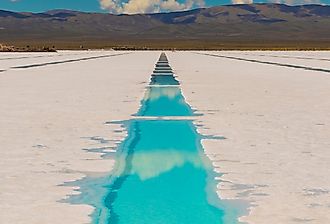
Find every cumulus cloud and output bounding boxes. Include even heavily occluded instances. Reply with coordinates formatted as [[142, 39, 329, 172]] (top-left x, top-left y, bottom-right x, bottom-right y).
[[99, 0, 205, 14], [231, 0, 253, 4]]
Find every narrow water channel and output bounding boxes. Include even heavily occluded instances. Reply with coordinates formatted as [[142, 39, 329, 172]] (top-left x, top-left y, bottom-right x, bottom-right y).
[[66, 53, 244, 224]]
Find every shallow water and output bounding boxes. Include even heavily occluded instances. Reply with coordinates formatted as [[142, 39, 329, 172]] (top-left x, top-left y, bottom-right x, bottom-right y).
[[66, 53, 245, 224], [137, 86, 194, 116], [150, 75, 179, 86], [106, 120, 225, 224]]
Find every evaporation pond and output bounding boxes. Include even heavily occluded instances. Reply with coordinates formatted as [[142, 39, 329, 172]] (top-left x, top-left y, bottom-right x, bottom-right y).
[[150, 75, 179, 86], [107, 119, 225, 224], [137, 87, 194, 116]]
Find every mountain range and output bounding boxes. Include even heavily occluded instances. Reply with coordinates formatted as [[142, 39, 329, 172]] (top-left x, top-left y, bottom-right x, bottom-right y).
[[1, 4, 330, 49]]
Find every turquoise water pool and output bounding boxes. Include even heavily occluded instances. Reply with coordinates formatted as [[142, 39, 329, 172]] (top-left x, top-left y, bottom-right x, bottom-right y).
[[150, 75, 179, 86], [136, 86, 194, 116], [66, 53, 245, 224]]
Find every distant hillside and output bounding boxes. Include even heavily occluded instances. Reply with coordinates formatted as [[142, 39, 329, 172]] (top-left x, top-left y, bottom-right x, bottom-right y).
[[1, 4, 330, 49]]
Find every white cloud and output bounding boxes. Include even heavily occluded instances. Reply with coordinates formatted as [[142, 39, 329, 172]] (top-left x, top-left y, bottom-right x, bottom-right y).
[[100, 0, 123, 13], [99, 0, 205, 14], [160, 0, 187, 11], [231, 0, 253, 4]]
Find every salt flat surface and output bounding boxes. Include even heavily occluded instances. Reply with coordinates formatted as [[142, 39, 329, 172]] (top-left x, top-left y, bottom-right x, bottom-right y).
[[0, 51, 116, 71], [0, 51, 158, 223], [217, 51, 330, 72], [1, 50, 329, 224], [168, 51, 330, 224]]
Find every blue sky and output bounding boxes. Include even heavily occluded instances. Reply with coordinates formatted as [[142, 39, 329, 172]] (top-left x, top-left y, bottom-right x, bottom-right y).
[[1, 0, 102, 12], [1, 0, 329, 13]]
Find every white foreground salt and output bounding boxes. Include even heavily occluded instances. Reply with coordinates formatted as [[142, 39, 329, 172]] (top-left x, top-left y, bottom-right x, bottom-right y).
[[168, 51, 330, 224], [0, 51, 329, 224], [0, 51, 158, 223]]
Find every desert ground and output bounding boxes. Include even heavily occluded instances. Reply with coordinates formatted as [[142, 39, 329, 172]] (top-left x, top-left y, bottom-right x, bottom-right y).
[[0, 51, 329, 224]]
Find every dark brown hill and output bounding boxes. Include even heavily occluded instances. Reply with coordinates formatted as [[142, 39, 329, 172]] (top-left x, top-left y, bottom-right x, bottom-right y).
[[1, 4, 329, 49]]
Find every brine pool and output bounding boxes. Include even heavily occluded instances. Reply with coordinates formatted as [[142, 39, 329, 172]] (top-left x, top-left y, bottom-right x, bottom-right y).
[[65, 53, 245, 224]]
